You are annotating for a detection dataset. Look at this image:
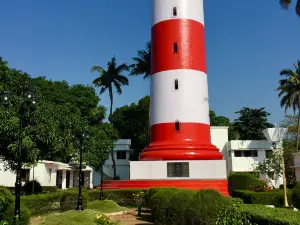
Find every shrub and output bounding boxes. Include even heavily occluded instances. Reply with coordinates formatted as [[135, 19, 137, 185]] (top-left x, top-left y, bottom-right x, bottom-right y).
[[87, 200, 126, 213], [216, 203, 252, 225], [149, 188, 178, 225], [239, 204, 300, 225], [94, 214, 120, 225], [41, 186, 58, 193], [23, 180, 42, 195], [60, 191, 88, 212], [228, 173, 267, 195], [102, 189, 147, 206], [167, 189, 197, 225], [185, 189, 232, 225], [21, 192, 61, 216], [3, 203, 31, 225], [0, 187, 13, 223], [232, 189, 292, 207], [291, 182, 300, 209]]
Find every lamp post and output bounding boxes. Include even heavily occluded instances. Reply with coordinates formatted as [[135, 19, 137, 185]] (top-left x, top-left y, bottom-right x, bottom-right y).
[[100, 163, 104, 200], [73, 132, 89, 211], [0, 90, 38, 222]]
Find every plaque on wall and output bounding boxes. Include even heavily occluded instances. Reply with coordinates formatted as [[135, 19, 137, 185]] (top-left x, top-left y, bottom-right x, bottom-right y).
[[167, 162, 189, 177]]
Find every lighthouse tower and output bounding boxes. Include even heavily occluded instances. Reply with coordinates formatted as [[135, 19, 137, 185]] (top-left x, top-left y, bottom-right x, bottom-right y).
[[128, 0, 228, 194], [140, 0, 223, 161]]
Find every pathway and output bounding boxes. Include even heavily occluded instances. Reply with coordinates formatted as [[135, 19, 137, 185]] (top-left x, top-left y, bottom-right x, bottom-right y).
[[109, 209, 153, 225]]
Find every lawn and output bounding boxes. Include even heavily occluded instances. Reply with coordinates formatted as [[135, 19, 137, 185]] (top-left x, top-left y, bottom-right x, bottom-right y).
[[30, 200, 127, 225]]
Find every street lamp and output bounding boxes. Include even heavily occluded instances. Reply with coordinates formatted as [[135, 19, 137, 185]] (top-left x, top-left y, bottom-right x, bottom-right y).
[[0, 90, 38, 222], [73, 131, 89, 211]]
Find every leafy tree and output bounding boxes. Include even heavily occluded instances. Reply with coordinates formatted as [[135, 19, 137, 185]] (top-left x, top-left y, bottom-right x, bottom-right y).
[[91, 56, 129, 179], [130, 41, 151, 79], [276, 60, 300, 150], [232, 107, 274, 140], [0, 57, 116, 173], [280, 0, 300, 16]]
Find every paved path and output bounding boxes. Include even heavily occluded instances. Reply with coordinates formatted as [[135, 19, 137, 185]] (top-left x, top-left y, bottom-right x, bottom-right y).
[[109, 209, 153, 225]]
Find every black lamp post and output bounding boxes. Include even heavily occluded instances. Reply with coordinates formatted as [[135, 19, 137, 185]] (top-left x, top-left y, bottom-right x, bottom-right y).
[[100, 163, 104, 200], [0, 90, 38, 223], [73, 132, 89, 211]]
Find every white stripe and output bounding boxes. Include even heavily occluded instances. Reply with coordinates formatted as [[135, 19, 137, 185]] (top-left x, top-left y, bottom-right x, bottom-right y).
[[150, 69, 210, 126], [152, 0, 204, 26]]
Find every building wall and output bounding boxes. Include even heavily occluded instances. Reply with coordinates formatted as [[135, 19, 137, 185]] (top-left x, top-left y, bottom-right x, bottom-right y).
[[0, 162, 16, 187], [294, 153, 300, 181]]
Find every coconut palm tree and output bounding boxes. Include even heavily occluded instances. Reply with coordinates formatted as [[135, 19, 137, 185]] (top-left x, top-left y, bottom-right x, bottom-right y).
[[130, 41, 151, 79], [276, 60, 300, 149], [280, 0, 300, 15], [91, 56, 129, 179]]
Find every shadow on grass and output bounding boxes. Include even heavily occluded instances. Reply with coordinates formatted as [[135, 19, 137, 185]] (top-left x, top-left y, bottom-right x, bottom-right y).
[[130, 209, 153, 225]]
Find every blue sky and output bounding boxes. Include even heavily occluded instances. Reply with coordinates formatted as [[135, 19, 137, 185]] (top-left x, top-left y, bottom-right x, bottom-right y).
[[0, 0, 300, 123]]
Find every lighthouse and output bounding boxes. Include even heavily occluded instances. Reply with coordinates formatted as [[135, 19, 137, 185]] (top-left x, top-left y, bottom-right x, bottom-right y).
[[128, 0, 228, 195], [140, 0, 223, 161]]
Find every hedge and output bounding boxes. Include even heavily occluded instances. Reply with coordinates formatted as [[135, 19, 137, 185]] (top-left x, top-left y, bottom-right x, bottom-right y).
[[232, 189, 292, 207], [291, 182, 300, 209], [239, 204, 300, 225], [60, 191, 88, 212], [228, 172, 267, 195], [4, 203, 31, 225]]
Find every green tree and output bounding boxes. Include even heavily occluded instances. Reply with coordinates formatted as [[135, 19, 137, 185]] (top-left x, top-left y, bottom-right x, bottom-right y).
[[276, 60, 300, 150], [130, 41, 151, 79], [91, 56, 129, 179], [232, 107, 274, 140], [280, 0, 300, 16]]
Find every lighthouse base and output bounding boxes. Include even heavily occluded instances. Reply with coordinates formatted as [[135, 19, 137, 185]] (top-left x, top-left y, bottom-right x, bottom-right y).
[[130, 160, 227, 180], [99, 160, 228, 195]]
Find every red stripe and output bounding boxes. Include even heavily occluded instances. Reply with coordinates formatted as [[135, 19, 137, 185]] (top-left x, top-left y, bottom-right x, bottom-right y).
[[140, 123, 223, 161], [98, 180, 229, 196], [151, 19, 206, 74]]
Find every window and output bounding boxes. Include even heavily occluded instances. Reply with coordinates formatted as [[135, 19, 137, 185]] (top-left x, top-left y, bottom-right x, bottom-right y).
[[172, 7, 177, 17], [251, 150, 258, 157], [117, 151, 127, 160], [244, 151, 252, 157], [234, 151, 242, 157], [173, 42, 178, 53], [20, 169, 30, 182], [174, 79, 179, 90], [265, 150, 273, 158], [175, 120, 180, 131]]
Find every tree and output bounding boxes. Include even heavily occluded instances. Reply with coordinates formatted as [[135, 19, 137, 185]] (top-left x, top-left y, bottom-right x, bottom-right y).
[[280, 0, 300, 16], [276, 60, 300, 150], [130, 41, 151, 79], [111, 96, 150, 160], [232, 107, 274, 140], [0, 57, 115, 173], [91, 56, 129, 179]]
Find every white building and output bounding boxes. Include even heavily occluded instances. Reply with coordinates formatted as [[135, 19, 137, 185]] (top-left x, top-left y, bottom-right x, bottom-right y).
[[92, 139, 132, 187], [293, 152, 300, 182], [0, 160, 93, 189]]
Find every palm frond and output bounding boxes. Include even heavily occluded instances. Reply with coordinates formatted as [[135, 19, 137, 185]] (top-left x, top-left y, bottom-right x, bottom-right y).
[[280, 0, 292, 9], [115, 75, 129, 86], [113, 81, 122, 95], [91, 66, 105, 74]]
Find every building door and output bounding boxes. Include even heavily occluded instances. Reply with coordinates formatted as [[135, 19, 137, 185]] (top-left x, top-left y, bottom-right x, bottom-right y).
[[66, 171, 70, 188]]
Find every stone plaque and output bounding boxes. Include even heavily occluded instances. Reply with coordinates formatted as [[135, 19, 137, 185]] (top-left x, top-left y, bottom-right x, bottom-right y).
[[167, 162, 189, 177]]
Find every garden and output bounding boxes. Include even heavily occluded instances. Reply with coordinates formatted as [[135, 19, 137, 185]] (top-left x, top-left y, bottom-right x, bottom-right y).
[[1, 172, 300, 225]]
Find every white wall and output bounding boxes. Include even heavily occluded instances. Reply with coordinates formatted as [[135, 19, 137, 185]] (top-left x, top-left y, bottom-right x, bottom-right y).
[[0, 162, 16, 187], [210, 126, 229, 155]]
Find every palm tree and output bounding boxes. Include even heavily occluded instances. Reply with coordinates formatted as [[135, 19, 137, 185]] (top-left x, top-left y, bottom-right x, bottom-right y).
[[130, 41, 151, 79], [280, 0, 300, 16], [276, 60, 300, 149], [91, 56, 129, 179]]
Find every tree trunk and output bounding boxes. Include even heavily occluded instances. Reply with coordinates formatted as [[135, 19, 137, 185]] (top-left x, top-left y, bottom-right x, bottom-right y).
[[297, 106, 300, 150], [109, 87, 117, 180]]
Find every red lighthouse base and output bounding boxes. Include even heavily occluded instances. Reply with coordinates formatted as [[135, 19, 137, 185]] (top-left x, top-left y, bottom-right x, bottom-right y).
[[140, 123, 223, 161]]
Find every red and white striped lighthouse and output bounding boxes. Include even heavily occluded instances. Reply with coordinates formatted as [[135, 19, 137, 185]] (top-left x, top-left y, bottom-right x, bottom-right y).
[[140, 0, 224, 161]]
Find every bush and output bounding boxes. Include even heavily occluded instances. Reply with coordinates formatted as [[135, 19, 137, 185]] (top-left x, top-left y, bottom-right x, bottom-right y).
[[228, 173, 267, 195], [21, 192, 61, 216], [291, 182, 300, 209], [102, 189, 146, 206], [216, 203, 252, 225], [232, 189, 292, 207], [41, 186, 58, 193], [0, 187, 13, 223], [185, 189, 232, 225], [149, 188, 178, 225], [94, 214, 120, 225], [23, 180, 42, 195], [239, 204, 300, 225], [3, 203, 31, 225], [60, 191, 88, 212], [167, 189, 197, 225]]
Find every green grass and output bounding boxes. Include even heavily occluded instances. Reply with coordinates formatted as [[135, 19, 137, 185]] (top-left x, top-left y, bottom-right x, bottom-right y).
[[31, 200, 127, 225]]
